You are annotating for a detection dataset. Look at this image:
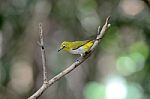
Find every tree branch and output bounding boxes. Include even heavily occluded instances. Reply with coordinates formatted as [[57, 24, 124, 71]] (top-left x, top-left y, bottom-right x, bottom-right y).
[[39, 23, 48, 83], [28, 16, 111, 99]]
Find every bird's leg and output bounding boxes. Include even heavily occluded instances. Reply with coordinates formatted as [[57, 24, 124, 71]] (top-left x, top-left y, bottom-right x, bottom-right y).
[[85, 51, 89, 55], [84, 51, 91, 56], [76, 56, 82, 62], [75, 54, 84, 62], [75, 51, 91, 62]]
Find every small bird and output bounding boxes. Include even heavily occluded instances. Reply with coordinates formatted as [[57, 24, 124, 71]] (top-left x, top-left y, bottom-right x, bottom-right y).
[[58, 40, 94, 56]]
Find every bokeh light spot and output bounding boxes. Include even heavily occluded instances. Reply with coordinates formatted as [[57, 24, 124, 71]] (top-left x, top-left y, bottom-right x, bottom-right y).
[[119, 0, 145, 16], [116, 56, 136, 76], [126, 83, 143, 99], [105, 76, 127, 99], [10, 61, 33, 94], [83, 82, 105, 99], [129, 52, 145, 71], [129, 42, 149, 59]]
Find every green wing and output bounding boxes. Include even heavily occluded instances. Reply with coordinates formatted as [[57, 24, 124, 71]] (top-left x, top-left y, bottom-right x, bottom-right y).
[[70, 40, 90, 50]]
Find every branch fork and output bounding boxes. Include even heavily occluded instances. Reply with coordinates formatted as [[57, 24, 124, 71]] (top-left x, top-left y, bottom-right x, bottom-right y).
[[28, 16, 111, 99]]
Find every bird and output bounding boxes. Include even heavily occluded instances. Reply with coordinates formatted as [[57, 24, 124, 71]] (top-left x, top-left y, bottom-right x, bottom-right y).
[[58, 40, 95, 56]]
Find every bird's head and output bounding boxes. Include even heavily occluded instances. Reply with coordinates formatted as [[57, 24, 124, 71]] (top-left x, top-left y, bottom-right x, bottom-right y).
[[58, 41, 71, 52]]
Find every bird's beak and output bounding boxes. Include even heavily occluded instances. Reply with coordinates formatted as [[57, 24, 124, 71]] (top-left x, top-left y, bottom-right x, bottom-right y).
[[58, 46, 65, 52]]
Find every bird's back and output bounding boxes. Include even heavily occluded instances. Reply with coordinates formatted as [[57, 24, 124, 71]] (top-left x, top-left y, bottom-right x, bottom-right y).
[[69, 40, 94, 55]]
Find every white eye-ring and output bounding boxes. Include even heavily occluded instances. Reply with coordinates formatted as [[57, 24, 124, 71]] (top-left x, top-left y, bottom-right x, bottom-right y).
[[63, 45, 65, 48]]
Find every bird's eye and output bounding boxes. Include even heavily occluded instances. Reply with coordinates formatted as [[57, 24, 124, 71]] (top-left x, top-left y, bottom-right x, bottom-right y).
[[61, 45, 65, 48]]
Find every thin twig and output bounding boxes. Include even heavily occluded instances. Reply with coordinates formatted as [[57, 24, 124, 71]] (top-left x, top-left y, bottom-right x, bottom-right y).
[[90, 16, 110, 51], [39, 23, 48, 83], [28, 16, 111, 99]]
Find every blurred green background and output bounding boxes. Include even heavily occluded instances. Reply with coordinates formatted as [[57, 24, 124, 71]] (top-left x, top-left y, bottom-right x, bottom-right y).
[[0, 0, 150, 99]]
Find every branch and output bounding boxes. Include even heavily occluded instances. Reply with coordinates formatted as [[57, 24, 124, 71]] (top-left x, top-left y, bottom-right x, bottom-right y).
[[28, 16, 111, 99], [39, 23, 48, 83], [90, 16, 110, 51]]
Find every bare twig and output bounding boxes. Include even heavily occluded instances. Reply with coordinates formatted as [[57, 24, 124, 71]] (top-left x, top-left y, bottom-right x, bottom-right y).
[[90, 16, 110, 51], [28, 16, 111, 99], [39, 23, 48, 83]]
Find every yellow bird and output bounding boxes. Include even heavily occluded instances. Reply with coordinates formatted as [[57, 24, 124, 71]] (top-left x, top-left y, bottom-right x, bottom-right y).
[[58, 40, 94, 56]]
